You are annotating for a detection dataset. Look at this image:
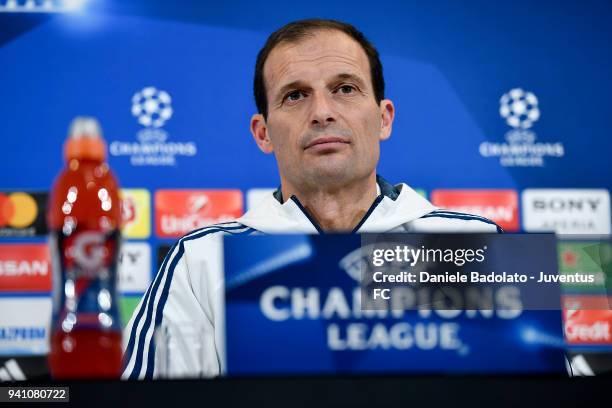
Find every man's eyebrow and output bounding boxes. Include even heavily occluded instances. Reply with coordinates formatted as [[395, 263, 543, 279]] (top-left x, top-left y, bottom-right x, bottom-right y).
[[332, 73, 366, 87]]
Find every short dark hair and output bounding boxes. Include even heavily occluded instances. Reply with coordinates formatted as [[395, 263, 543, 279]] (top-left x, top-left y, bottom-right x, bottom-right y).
[[254, 18, 385, 119]]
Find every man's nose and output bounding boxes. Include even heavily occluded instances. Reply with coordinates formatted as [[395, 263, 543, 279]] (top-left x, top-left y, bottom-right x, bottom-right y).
[[309, 91, 336, 127]]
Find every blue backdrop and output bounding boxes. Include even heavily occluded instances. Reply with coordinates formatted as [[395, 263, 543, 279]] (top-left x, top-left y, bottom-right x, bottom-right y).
[[1, 0, 611, 192]]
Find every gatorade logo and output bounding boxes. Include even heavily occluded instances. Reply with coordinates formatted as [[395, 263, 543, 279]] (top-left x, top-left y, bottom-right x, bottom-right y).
[[72, 232, 106, 271], [0, 192, 47, 237], [63, 231, 116, 277]]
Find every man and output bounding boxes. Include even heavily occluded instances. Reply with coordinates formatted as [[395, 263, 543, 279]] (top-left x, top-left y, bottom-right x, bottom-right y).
[[122, 19, 501, 380]]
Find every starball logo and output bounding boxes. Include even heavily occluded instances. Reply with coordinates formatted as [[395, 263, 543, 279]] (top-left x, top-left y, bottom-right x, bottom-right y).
[[479, 88, 565, 167], [109, 86, 198, 166]]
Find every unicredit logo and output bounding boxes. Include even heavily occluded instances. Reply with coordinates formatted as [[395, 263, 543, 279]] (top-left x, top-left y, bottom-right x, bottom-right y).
[[566, 322, 610, 342], [564, 302, 612, 345], [155, 190, 243, 238], [160, 214, 236, 236], [565, 318, 611, 344]]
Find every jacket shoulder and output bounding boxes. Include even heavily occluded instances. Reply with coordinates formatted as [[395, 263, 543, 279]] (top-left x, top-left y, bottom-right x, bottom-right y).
[[408, 210, 504, 233]]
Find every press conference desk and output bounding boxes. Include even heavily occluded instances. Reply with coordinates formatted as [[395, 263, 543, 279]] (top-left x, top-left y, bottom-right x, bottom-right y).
[[18, 375, 609, 407]]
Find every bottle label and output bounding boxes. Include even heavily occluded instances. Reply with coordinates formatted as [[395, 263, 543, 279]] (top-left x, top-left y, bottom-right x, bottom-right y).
[[50, 229, 122, 331]]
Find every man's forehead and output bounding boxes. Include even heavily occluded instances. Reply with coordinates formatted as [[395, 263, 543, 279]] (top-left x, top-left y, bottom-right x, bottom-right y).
[[264, 30, 371, 92]]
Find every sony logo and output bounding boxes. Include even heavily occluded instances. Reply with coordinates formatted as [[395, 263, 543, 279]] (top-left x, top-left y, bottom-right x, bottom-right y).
[[532, 198, 601, 212]]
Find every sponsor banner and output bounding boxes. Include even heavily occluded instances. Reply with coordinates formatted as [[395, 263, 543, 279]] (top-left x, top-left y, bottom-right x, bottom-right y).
[[120, 189, 151, 239], [0, 298, 51, 356], [563, 295, 612, 346], [558, 241, 611, 294], [0, 356, 49, 382], [155, 190, 243, 238], [566, 351, 612, 376], [0, 192, 47, 237], [522, 189, 611, 234], [118, 242, 151, 293], [430, 189, 519, 231], [246, 188, 275, 211], [119, 295, 143, 328], [224, 234, 565, 375], [0, 244, 51, 292]]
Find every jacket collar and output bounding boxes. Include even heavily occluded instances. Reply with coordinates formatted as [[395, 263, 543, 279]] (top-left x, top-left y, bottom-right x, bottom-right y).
[[237, 175, 437, 234], [271, 175, 400, 204]]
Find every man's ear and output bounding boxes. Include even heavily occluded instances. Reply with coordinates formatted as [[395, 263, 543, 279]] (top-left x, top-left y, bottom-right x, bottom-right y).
[[379, 99, 395, 141], [250, 113, 274, 154]]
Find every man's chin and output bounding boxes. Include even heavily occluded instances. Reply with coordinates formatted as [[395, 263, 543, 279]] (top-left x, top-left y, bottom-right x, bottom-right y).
[[305, 163, 357, 185]]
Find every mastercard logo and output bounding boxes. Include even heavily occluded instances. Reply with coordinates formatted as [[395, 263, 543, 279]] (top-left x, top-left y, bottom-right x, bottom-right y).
[[0, 192, 39, 228]]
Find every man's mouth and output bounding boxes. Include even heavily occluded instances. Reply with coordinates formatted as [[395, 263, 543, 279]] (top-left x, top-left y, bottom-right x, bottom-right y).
[[304, 136, 350, 150]]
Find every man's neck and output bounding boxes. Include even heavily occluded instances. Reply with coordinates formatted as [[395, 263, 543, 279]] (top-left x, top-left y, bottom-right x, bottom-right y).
[[281, 174, 379, 232]]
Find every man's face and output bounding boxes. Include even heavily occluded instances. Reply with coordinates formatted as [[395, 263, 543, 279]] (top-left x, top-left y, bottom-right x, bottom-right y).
[[251, 29, 394, 190]]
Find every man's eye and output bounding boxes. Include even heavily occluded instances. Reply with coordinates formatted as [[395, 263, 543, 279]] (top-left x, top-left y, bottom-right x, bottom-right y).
[[336, 85, 356, 94], [285, 90, 305, 102]]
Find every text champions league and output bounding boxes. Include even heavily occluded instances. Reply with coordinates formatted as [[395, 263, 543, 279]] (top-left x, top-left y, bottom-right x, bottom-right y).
[[251, 242, 592, 353]]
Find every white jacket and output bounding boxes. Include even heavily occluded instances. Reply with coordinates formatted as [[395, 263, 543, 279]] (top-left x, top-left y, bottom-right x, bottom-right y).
[[121, 178, 501, 379]]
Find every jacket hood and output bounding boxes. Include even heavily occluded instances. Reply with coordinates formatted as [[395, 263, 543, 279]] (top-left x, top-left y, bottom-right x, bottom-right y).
[[236, 177, 437, 234]]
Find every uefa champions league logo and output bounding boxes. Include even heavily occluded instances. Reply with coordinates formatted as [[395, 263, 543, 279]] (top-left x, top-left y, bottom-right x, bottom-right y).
[[499, 88, 540, 130], [131, 86, 173, 128], [479, 87, 564, 167], [108, 86, 197, 166]]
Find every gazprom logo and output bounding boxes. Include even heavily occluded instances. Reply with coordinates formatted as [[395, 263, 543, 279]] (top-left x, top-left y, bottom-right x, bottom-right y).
[[0, 327, 46, 340]]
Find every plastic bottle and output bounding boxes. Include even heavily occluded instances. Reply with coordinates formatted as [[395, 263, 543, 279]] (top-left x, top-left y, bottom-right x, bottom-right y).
[[47, 117, 123, 379]]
